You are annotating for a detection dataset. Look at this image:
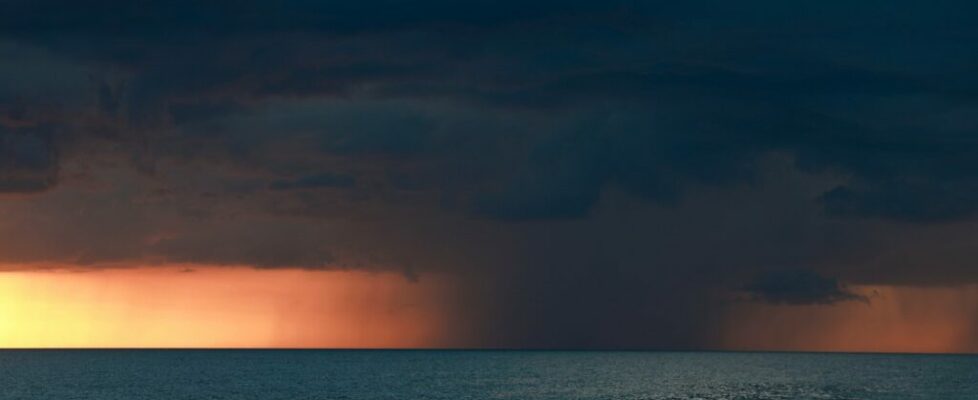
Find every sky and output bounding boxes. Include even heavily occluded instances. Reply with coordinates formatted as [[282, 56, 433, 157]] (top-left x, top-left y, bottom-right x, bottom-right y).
[[2, 0, 978, 351]]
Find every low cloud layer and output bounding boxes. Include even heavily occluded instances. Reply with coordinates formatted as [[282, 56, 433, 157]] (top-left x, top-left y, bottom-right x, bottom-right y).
[[743, 269, 868, 305]]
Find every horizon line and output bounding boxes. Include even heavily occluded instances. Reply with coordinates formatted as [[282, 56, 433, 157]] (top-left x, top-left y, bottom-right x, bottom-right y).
[[0, 348, 975, 356]]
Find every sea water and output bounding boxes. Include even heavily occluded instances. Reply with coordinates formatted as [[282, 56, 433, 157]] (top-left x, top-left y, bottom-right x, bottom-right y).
[[0, 350, 974, 399]]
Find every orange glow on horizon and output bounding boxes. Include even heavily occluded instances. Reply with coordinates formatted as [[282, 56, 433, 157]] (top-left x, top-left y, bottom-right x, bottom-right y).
[[3, 267, 977, 353], [0, 267, 453, 348], [721, 285, 978, 354]]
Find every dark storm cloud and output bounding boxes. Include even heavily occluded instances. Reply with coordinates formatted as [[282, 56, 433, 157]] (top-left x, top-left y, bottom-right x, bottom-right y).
[[4, 0, 978, 348], [742, 269, 867, 305]]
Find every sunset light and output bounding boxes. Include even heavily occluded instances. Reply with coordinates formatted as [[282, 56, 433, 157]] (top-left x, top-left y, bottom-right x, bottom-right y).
[[0, 268, 449, 348]]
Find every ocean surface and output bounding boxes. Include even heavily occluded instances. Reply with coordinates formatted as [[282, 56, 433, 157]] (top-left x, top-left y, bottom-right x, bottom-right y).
[[0, 350, 975, 399]]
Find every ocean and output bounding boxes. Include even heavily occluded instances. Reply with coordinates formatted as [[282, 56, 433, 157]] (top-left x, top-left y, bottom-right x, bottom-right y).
[[0, 350, 974, 399]]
